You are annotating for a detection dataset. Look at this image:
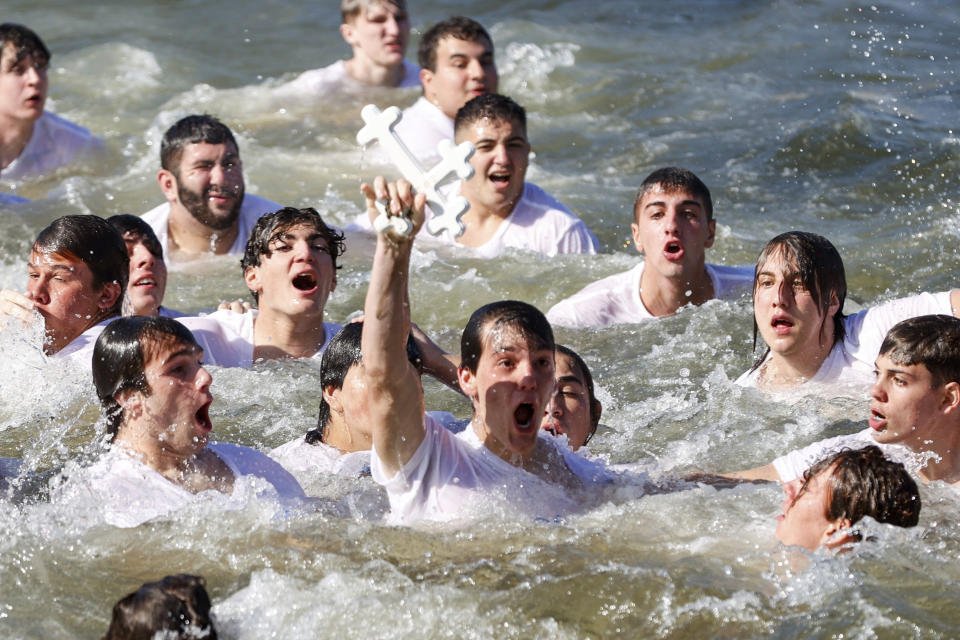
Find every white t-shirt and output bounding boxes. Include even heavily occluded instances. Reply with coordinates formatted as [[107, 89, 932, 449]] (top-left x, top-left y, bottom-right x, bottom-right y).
[[772, 427, 919, 483], [371, 413, 613, 525], [547, 262, 754, 328], [56, 442, 305, 528], [391, 96, 453, 167], [270, 438, 371, 478], [139, 193, 280, 259], [274, 59, 421, 96], [56, 316, 119, 367], [1, 112, 103, 182], [178, 309, 341, 368], [736, 291, 954, 388]]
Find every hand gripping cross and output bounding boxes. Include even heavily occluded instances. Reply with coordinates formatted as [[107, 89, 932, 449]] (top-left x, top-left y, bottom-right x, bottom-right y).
[[357, 104, 475, 238]]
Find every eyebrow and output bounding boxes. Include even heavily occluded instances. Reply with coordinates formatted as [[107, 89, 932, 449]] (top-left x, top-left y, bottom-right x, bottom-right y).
[[161, 347, 200, 365], [643, 199, 702, 210], [557, 375, 584, 387]]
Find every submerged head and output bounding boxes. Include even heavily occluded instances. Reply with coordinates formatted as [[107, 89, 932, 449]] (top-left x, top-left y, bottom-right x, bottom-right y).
[[103, 573, 217, 640], [775, 445, 920, 551], [93, 316, 212, 452], [29, 215, 127, 354], [459, 300, 556, 462], [540, 344, 602, 450], [418, 16, 497, 119], [240, 207, 344, 314], [869, 315, 960, 450], [108, 214, 168, 317], [0, 23, 49, 125], [305, 322, 423, 448]]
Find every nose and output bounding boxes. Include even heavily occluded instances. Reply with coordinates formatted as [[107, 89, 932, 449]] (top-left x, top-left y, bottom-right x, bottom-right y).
[[27, 275, 49, 305], [196, 365, 213, 391], [292, 239, 314, 262], [869, 376, 886, 402], [492, 143, 509, 165], [133, 245, 155, 270], [467, 58, 485, 80], [384, 15, 400, 36], [662, 209, 680, 234], [782, 478, 802, 508]]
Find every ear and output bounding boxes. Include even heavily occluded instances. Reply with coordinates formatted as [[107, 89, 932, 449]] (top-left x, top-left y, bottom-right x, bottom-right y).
[[821, 517, 855, 551], [243, 266, 261, 297], [340, 22, 357, 48], [630, 222, 643, 254], [940, 381, 960, 414], [458, 365, 478, 401], [420, 67, 434, 101], [826, 289, 841, 319], [704, 219, 716, 249], [323, 384, 343, 414], [157, 169, 179, 204], [115, 388, 144, 424], [97, 281, 123, 312], [591, 399, 603, 429]]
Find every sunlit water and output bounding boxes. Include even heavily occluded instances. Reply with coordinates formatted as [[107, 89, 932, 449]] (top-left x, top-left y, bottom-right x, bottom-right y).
[[2, 0, 960, 637]]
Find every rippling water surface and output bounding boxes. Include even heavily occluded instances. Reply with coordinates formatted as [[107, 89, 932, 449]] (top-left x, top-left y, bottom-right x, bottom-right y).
[[2, 1, 960, 637]]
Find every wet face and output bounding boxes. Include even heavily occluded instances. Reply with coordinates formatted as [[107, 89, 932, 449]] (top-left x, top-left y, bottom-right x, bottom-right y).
[[172, 142, 245, 231], [27, 250, 110, 354], [422, 36, 497, 119], [631, 187, 715, 282], [869, 354, 946, 451], [775, 469, 839, 550], [540, 352, 594, 450], [134, 341, 214, 457], [461, 323, 555, 462], [244, 223, 336, 317], [0, 44, 47, 125], [753, 250, 838, 363], [343, 1, 410, 68], [123, 234, 167, 316], [458, 117, 529, 215]]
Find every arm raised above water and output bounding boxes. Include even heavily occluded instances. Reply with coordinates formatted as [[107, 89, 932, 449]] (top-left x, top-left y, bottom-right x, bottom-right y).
[[361, 177, 429, 478]]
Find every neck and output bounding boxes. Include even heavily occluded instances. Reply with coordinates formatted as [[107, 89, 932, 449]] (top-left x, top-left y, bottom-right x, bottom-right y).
[[252, 306, 328, 361], [639, 263, 715, 317], [45, 309, 113, 355], [113, 430, 197, 479], [914, 425, 960, 484], [0, 115, 37, 170], [455, 196, 515, 247], [167, 205, 238, 255], [345, 56, 405, 87], [322, 414, 370, 454], [470, 414, 530, 467], [762, 337, 835, 388]]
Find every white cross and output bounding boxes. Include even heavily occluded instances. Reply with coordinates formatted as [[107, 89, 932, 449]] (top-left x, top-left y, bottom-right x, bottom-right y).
[[357, 104, 475, 238]]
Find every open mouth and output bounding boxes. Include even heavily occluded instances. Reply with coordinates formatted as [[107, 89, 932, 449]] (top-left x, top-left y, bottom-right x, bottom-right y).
[[195, 400, 212, 432], [869, 408, 887, 430], [489, 171, 510, 186], [133, 277, 156, 288], [664, 241, 684, 260], [771, 317, 794, 331], [292, 272, 318, 292], [514, 403, 535, 430]]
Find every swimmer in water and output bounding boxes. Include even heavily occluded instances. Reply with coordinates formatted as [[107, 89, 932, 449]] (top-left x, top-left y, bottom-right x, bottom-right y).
[[0, 215, 126, 363], [140, 114, 280, 260], [0, 23, 102, 183], [540, 345, 603, 451], [103, 573, 218, 640], [360, 176, 611, 524], [107, 214, 185, 319], [736, 231, 960, 390], [55, 315, 305, 528], [178, 206, 344, 367], [775, 446, 920, 552], [393, 16, 498, 165], [547, 167, 754, 328], [720, 315, 960, 487]]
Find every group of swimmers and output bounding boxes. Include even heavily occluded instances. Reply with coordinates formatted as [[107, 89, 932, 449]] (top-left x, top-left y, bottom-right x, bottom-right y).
[[1, 4, 958, 636]]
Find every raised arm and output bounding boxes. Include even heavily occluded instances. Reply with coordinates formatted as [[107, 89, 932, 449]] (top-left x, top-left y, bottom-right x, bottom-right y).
[[361, 177, 428, 477]]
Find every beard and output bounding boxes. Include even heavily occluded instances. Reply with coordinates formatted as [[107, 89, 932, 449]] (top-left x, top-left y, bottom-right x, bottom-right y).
[[177, 180, 244, 231]]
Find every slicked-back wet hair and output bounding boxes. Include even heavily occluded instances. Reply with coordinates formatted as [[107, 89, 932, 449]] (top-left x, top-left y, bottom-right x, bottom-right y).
[[0, 23, 50, 69], [34, 215, 128, 318], [341, 0, 406, 23], [160, 114, 238, 173], [107, 214, 164, 260], [750, 231, 847, 370], [103, 573, 217, 640], [879, 315, 960, 388], [634, 167, 713, 222], [418, 16, 492, 72], [454, 93, 526, 140], [801, 445, 920, 542], [460, 300, 554, 374], [93, 316, 199, 441], [240, 207, 346, 303], [305, 322, 423, 445]]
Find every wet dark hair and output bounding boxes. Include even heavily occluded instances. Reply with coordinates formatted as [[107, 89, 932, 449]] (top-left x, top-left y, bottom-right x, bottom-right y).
[[879, 315, 960, 388], [460, 300, 554, 374], [239, 207, 346, 303], [103, 574, 217, 640], [555, 344, 601, 444], [93, 316, 199, 440], [418, 16, 493, 72], [454, 93, 526, 140], [107, 214, 164, 260], [0, 23, 50, 69], [750, 231, 847, 371], [160, 114, 238, 172], [34, 215, 129, 318], [634, 167, 713, 222], [800, 445, 920, 542], [305, 322, 423, 445]]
